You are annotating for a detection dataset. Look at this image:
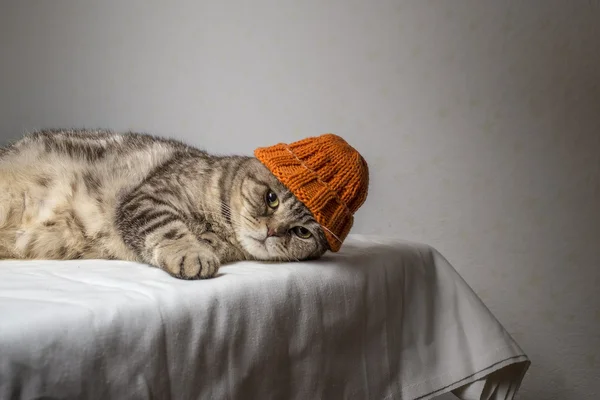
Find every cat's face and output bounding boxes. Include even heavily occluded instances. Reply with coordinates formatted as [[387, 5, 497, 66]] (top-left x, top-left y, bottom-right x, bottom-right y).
[[232, 160, 329, 261]]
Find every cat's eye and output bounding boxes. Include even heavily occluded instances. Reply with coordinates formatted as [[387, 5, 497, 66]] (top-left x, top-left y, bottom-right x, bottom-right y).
[[265, 190, 279, 209], [293, 226, 312, 239]]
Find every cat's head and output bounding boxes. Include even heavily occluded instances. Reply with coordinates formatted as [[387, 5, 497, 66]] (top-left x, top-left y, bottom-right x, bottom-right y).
[[231, 159, 329, 261]]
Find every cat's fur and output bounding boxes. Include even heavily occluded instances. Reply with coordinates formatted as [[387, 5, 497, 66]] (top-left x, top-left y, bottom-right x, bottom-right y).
[[0, 129, 329, 279]]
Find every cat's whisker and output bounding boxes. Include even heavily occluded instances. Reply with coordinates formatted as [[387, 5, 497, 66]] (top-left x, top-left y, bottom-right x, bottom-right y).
[[189, 209, 247, 230], [201, 197, 257, 227], [195, 211, 247, 230], [222, 204, 256, 226], [240, 204, 261, 226], [319, 224, 343, 245]]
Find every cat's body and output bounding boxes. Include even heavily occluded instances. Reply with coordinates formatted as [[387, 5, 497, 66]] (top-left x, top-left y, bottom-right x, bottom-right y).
[[0, 130, 328, 279]]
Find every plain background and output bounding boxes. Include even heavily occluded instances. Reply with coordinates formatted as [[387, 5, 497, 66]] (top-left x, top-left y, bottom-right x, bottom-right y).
[[1, 1, 599, 399]]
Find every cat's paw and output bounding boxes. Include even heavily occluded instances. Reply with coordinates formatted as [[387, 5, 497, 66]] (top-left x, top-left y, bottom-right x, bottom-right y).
[[154, 239, 220, 280]]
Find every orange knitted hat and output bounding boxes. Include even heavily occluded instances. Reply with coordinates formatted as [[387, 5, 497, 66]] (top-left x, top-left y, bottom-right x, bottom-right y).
[[254, 133, 369, 251]]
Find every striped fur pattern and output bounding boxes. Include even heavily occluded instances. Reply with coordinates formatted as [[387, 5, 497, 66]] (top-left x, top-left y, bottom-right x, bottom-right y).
[[0, 130, 328, 279]]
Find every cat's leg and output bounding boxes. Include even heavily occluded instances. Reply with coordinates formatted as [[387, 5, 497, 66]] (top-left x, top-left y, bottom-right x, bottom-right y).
[[197, 230, 247, 264], [116, 192, 220, 279], [151, 230, 220, 279]]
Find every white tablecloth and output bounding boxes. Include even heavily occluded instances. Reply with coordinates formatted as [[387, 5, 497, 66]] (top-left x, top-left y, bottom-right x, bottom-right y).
[[0, 235, 529, 400]]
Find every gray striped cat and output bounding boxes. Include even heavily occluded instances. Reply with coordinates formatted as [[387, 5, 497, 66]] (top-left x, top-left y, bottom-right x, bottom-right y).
[[0, 130, 328, 279]]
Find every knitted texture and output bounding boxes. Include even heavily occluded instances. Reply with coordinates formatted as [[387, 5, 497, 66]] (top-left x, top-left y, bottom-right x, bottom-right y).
[[254, 134, 369, 251]]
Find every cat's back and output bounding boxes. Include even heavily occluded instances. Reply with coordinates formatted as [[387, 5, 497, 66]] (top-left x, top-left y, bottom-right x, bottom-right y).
[[0, 129, 205, 260], [2, 129, 193, 169], [0, 129, 207, 212], [1, 129, 204, 188]]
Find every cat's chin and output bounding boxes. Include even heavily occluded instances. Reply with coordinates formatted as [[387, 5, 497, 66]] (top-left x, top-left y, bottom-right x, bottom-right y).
[[238, 234, 274, 261]]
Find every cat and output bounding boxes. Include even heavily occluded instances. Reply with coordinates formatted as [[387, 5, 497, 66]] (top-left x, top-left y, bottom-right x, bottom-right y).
[[0, 129, 329, 279]]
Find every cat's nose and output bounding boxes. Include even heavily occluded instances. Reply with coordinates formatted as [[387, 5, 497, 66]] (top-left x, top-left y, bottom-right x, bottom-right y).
[[266, 226, 283, 237]]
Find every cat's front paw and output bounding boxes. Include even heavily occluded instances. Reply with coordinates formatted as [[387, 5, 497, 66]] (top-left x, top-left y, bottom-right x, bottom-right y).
[[154, 239, 220, 280]]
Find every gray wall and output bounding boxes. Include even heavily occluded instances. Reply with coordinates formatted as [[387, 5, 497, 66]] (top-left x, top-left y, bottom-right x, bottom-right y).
[[1, 1, 599, 399]]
